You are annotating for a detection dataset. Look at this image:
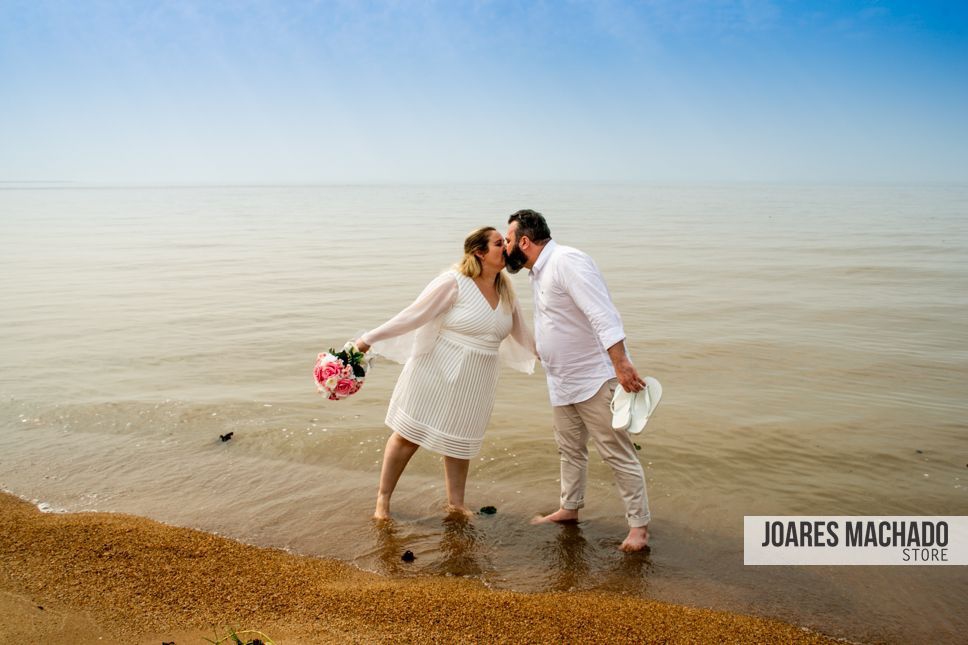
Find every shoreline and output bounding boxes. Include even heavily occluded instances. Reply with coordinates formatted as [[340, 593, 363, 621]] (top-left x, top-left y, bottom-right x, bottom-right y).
[[0, 492, 841, 644]]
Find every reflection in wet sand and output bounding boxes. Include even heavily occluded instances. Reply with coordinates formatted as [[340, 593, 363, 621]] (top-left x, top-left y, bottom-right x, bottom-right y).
[[541, 522, 653, 594], [371, 519, 409, 576], [369, 514, 490, 579], [543, 523, 590, 591], [600, 542, 652, 595], [434, 514, 486, 577]]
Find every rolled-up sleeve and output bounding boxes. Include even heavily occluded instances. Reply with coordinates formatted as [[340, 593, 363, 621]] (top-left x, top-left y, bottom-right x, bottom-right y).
[[559, 255, 626, 351]]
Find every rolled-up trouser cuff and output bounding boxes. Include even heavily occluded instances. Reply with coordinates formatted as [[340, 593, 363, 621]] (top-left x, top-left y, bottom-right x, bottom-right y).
[[627, 513, 651, 528], [561, 499, 585, 511]]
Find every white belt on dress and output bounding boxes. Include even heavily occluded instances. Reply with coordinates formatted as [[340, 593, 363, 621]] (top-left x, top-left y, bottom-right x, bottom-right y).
[[438, 329, 501, 353]]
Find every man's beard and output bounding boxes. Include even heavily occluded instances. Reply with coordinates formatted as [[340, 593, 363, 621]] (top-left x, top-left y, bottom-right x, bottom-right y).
[[504, 243, 528, 274]]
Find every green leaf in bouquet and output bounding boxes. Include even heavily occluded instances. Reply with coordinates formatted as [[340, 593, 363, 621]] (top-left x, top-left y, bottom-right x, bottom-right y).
[[352, 363, 366, 378]]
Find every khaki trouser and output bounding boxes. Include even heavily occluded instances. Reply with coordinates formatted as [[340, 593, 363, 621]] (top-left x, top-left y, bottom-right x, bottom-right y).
[[551, 378, 651, 528]]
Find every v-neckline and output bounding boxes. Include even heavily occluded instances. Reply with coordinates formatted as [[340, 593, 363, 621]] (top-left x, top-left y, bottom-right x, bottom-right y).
[[466, 274, 500, 311]]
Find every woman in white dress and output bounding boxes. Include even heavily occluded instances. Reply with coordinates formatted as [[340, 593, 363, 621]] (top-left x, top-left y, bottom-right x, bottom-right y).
[[355, 227, 535, 520]]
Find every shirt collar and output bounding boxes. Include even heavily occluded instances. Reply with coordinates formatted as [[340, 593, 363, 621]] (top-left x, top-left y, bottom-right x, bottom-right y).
[[529, 239, 557, 278]]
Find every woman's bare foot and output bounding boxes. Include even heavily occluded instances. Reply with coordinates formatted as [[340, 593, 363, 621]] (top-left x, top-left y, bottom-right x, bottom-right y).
[[619, 526, 650, 552], [530, 508, 580, 525], [445, 504, 474, 519], [373, 494, 392, 521]]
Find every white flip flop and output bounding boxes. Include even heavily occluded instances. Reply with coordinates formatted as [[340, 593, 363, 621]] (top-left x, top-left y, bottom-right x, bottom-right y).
[[610, 386, 634, 431], [628, 377, 662, 435]]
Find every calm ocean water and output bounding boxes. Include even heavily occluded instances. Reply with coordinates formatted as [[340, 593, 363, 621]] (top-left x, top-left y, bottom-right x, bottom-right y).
[[1, 183, 966, 643]]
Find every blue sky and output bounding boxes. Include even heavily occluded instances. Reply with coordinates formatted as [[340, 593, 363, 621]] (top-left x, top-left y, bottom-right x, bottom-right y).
[[1, 1, 966, 183]]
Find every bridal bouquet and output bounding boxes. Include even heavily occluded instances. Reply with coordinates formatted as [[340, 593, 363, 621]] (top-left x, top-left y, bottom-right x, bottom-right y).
[[314, 342, 367, 400]]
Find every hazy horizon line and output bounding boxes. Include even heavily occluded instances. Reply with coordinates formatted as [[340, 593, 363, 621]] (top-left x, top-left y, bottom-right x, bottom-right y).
[[3, 178, 967, 189]]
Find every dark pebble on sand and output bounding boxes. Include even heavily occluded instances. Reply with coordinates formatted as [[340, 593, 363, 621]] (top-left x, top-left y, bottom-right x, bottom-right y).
[[402, 550, 415, 562], [634, 443, 641, 451], [219, 432, 234, 442], [916, 449, 923, 454], [479, 506, 497, 515]]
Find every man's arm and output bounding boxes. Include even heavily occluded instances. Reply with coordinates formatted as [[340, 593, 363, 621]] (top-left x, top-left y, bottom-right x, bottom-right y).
[[607, 340, 645, 393], [564, 254, 646, 393]]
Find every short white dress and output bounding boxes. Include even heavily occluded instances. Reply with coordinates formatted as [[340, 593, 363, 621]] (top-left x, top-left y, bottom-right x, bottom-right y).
[[361, 270, 535, 459]]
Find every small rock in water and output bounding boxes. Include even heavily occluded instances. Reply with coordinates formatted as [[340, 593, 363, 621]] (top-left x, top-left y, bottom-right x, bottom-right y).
[[36, 606, 44, 611], [219, 432, 234, 442], [633, 443, 642, 451], [401, 550, 416, 562], [479, 505, 497, 515], [916, 449, 923, 454]]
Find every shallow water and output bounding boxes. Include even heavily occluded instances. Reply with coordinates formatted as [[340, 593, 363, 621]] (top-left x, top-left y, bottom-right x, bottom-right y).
[[1, 183, 966, 643]]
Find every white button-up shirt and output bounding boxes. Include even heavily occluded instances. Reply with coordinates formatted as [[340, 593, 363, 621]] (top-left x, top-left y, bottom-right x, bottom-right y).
[[529, 240, 626, 406]]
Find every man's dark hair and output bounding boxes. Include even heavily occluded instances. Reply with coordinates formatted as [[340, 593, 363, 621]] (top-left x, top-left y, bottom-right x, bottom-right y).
[[508, 209, 551, 244]]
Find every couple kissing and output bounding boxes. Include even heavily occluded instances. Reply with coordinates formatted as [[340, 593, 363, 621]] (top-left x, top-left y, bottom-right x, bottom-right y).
[[352, 209, 652, 552]]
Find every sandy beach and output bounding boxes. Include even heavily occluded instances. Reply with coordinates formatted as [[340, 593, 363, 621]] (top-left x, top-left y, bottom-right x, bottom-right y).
[[0, 492, 842, 644]]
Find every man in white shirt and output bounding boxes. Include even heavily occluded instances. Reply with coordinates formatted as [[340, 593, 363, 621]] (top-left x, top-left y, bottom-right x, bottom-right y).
[[505, 209, 651, 552]]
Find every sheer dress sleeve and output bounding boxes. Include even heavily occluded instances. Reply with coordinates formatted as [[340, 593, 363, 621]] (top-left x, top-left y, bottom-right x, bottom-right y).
[[360, 272, 459, 364], [498, 295, 537, 375]]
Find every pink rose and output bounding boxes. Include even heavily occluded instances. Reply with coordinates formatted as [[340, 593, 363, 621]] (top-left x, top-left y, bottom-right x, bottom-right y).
[[335, 378, 355, 397], [315, 361, 342, 385]]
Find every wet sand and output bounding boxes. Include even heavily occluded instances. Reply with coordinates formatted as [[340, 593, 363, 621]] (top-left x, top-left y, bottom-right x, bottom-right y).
[[0, 493, 841, 644]]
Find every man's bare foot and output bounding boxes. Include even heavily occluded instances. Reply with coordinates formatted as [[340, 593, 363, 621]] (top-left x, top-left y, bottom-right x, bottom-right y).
[[373, 494, 391, 521], [530, 508, 580, 525], [445, 504, 474, 518], [619, 525, 650, 552]]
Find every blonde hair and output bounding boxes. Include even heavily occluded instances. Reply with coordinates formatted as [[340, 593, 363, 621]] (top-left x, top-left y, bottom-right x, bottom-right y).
[[457, 226, 515, 310]]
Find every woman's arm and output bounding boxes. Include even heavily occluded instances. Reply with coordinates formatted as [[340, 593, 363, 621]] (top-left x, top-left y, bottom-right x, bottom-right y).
[[355, 273, 458, 352]]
